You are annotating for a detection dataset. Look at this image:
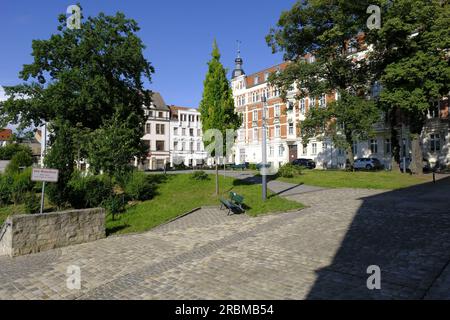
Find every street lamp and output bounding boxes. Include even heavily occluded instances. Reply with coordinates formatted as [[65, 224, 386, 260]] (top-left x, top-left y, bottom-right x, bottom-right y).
[[261, 95, 268, 201]]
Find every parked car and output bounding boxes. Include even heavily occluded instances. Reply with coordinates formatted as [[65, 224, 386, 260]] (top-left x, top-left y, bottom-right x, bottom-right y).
[[256, 162, 272, 170], [230, 162, 249, 170], [353, 158, 383, 170], [292, 158, 316, 169]]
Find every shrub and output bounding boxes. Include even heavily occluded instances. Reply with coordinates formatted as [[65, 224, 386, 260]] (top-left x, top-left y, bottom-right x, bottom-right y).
[[103, 195, 126, 218], [277, 163, 302, 178], [0, 174, 13, 206], [23, 192, 41, 214], [124, 171, 155, 201], [248, 163, 258, 171], [10, 168, 35, 205], [0, 144, 32, 160], [68, 172, 113, 209], [5, 150, 33, 174], [190, 170, 209, 181]]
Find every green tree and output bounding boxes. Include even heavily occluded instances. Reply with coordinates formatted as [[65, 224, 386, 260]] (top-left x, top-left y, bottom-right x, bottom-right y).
[[366, 0, 450, 173], [0, 9, 154, 206], [266, 0, 381, 166], [87, 113, 145, 179], [5, 150, 33, 174], [199, 41, 241, 194], [44, 121, 75, 209], [0, 143, 33, 160]]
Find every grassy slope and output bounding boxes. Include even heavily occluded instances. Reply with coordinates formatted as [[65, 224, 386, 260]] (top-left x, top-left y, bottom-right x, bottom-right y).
[[277, 170, 431, 190], [106, 174, 303, 235]]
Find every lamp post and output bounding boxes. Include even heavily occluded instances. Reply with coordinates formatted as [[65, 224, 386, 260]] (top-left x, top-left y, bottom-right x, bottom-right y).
[[261, 95, 268, 201]]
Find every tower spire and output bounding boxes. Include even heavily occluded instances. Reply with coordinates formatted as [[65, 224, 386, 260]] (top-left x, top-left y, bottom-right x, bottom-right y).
[[232, 40, 245, 79]]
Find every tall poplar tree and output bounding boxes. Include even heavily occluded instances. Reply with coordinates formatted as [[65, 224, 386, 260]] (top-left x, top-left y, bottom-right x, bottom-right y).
[[199, 41, 241, 195]]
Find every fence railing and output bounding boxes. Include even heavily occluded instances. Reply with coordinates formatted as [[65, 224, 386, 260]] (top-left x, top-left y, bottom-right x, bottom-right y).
[[0, 221, 11, 243]]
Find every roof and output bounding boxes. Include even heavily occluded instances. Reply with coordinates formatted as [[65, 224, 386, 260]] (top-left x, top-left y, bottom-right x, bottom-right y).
[[150, 92, 169, 111], [0, 129, 12, 141], [169, 105, 198, 112], [245, 62, 290, 89]]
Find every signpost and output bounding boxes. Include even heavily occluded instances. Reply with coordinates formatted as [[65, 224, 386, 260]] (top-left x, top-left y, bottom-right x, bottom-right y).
[[31, 168, 59, 214]]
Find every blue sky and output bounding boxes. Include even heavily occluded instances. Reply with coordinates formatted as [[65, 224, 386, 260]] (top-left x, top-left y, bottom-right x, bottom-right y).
[[0, 0, 296, 107]]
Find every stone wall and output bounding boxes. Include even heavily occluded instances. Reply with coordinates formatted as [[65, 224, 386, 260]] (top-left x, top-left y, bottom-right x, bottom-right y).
[[0, 208, 105, 257], [0, 221, 12, 256]]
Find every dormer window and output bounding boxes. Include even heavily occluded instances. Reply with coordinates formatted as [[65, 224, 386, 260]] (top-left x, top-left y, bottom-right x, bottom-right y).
[[264, 72, 270, 82], [254, 76, 259, 85]]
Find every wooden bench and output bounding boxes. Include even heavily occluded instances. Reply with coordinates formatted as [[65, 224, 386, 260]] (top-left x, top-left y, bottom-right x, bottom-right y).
[[220, 192, 245, 215]]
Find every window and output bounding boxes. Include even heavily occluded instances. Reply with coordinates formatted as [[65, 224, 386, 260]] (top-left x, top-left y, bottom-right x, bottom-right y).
[[309, 97, 316, 108], [262, 88, 269, 100], [156, 124, 165, 135], [303, 145, 307, 155], [300, 99, 306, 114], [278, 145, 284, 157], [197, 142, 201, 151], [181, 114, 186, 122], [429, 105, 440, 118], [352, 141, 358, 156], [173, 141, 178, 150], [312, 143, 317, 155], [275, 125, 281, 138], [274, 105, 281, 117], [289, 123, 294, 135], [190, 142, 194, 151], [182, 128, 186, 136], [173, 127, 178, 136], [158, 111, 163, 118], [370, 139, 378, 154], [254, 76, 259, 85], [264, 72, 270, 82], [145, 123, 151, 134], [385, 139, 391, 154], [156, 141, 165, 151], [269, 146, 274, 157], [189, 128, 194, 136], [253, 110, 258, 122], [253, 128, 258, 142], [197, 129, 201, 137], [319, 95, 326, 108], [430, 134, 441, 152], [181, 142, 185, 151], [143, 140, 150, 151], [149, 110, 153, 117]]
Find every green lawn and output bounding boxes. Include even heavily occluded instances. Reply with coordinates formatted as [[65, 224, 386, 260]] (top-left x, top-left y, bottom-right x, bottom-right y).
[[106, 174, 303, 235], [277, 170, 432, 190]]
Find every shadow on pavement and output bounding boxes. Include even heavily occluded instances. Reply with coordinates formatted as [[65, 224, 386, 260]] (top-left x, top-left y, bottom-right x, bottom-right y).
[[306, 176, 450, 299]]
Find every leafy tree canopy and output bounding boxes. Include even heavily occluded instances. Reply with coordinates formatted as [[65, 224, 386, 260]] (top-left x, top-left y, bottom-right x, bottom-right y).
[[0, 6, 154, 132]]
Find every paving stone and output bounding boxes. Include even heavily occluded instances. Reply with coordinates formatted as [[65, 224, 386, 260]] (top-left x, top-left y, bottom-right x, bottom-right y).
[[0, 176, 449, 299]]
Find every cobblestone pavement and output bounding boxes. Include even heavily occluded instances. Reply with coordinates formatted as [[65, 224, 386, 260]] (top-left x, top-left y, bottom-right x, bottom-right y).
[[0, 177, 449, 300]]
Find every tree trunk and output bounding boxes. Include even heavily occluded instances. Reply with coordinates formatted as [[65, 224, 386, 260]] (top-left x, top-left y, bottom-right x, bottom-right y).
[[409, 134, 423, 175], [215, 159, 219, 196], [346, 145, 355, 171]]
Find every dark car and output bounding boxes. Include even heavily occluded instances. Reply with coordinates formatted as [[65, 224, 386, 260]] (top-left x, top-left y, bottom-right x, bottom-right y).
[[292, 158, 316, 169]]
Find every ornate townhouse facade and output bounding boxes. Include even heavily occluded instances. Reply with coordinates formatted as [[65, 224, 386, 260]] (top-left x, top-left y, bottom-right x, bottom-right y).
[[231, 52, 449, 170], [231, 54, 341, 170], [169, 106, 208, 168], [139, 92, 171, 170]]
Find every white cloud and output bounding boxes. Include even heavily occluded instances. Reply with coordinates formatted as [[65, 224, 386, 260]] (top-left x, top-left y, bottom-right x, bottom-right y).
[[0, 85, 6, 101]]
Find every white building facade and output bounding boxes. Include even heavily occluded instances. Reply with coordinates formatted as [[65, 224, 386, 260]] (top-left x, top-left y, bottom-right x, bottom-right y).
[[169, 106, 208, 168]]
